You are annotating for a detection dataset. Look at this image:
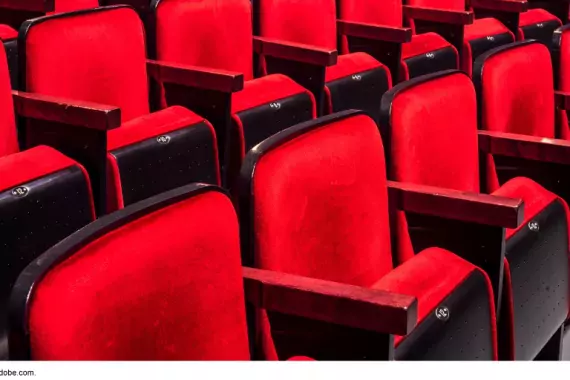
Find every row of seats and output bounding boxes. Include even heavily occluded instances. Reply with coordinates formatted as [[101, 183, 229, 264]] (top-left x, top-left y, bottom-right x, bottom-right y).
[[0, 0, 568, 361]]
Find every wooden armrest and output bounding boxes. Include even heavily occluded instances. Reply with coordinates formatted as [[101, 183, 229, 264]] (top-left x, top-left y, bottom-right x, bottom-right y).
[[337, 20, 412, 43], [0, 0, 53, 12], [388, 180, 523, 229], [478, 130, 570, 166], [12, 91, 121, 131], [402, 5, 474, 25], [243, 267, 417, 336], [471, 0, 528, 12], [253, 36, 338, 67], [555, 90, 570, 110], [146, 59, 244, 93]]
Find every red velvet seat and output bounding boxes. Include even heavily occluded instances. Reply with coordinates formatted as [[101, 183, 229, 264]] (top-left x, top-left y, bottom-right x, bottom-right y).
[[0, 25, 17, 41], [151, 0, 316, 188], [339, 0, 459, 81], [554, 24, 570, 138], [381, 69, 569, 360], [238, 111, 503, 360], [7, 183, 418, 360], [255, 0, 392, 123], [19, 6, 221, 215]]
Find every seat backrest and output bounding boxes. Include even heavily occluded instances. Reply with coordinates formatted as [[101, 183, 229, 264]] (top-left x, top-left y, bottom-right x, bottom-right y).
[[381, 70, 480, 193], [407, 0, 466, 10], [20, 6, 149, 123], [12, 184, 250, 360], [339, 0, 403, 28], [239, 111, 393, 288], [256, 0, 337, 50], [153, 0, 254, 80], [55, 0, 99, 12], [473, 41, 555, 138], [0, 43, 17, 157]]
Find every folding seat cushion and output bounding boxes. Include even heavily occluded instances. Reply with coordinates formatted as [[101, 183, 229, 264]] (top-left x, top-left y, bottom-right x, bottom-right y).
[[380, 69, 569, 360], [19, 6, 220, 213], [518, 8, 562, 47], [8, 182, 415, 360], [338, 0, 459, 81], [152, 0, 316, 188], [406, 0, 516, 77], [238, 111, 498, 360], [256, 0, 391, 122]]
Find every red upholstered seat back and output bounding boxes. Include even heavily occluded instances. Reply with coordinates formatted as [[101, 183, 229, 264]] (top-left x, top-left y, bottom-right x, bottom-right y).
[[55, 0, 99, 12], [339, 0, 403, 27], [28, 189, 250, 360], [154, 0, 254, 80], [477, 42, 555, 138], [249, 114, 393, 287], [407, 0, 466, 10], [257, 0, 337, 50], [0, 44, 17, 157], [22, 6, 150, 123], [387, 72, 480, 192]]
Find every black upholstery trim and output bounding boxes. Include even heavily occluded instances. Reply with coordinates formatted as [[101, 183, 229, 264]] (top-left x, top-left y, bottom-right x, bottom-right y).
[[467, 32, 514, 66], [110, 121, 219, 207], [395, 269, 495, 360], [505, 199, 569, 360], [325, 67, 391, 124], [403, 46, 458, 80], [519, 19, 562, 49], [8, 183, 227, 360]]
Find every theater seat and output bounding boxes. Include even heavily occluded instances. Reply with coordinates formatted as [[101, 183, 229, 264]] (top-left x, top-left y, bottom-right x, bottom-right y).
[[404, 0, 517, 76], [20, 6, 221, 215], [53, 0, 99, 12], [8, 183, 417, 360], [380, 69, 569, 360], [151, 0, 316, 188], [238, 111, 502, 360], [338, 0, 459, 81], [518, 8, 562, 47], [554, 24, 570, 137], [255, 0, 392, 122]]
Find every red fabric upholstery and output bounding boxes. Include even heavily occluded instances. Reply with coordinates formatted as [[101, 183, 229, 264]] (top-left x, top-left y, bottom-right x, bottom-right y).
[[325, 53, 386, 83], [462, 18, 514, 76], [0, 145, 87, 193], [518, 8, 560, 28], [28, 190, 251, 360], [154, 0, 254, 80], [390, 74, 480, 192], [23, 7, 150, 123], [0, 43, 17, 158], [479, 42, 555, 138], [373, 246, 497, 356], [339, 0, 402, 27], [54, 0, 99, 12], [0, 25, 17, 41], [232, 74, 313, 114], [253, 114, 393, 286], [257, 0, 337, 50]]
